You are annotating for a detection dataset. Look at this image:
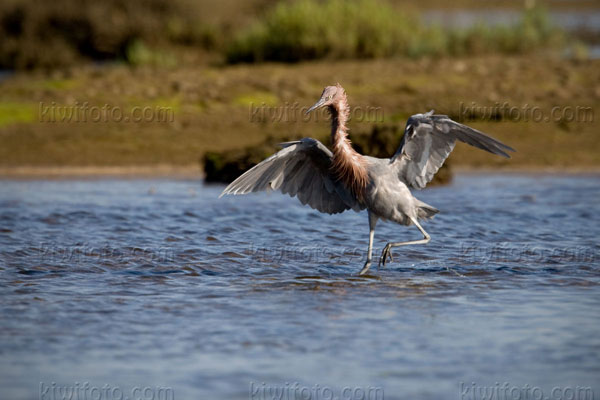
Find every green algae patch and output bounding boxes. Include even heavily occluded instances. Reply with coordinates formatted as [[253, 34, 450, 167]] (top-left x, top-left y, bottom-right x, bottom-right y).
[[40, 79, 80, 91], [0, 102, 37, 127]]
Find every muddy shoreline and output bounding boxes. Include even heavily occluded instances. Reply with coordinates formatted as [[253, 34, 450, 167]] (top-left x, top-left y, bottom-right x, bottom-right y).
[[1, 165, 598, 180]]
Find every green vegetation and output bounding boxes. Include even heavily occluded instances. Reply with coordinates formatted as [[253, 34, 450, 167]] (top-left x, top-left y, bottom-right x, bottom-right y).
[[227, 0, 422, 62], [226, 0, 565, 63], [0, 0, 571, 70], [0, 102, 36, 127], [125, 40, 177, 68], [38, 79, 80, 91]]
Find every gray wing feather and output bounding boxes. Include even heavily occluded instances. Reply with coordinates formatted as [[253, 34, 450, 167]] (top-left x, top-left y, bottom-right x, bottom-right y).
[[220, 138, 363, 214], [393, 111, 515, 189]]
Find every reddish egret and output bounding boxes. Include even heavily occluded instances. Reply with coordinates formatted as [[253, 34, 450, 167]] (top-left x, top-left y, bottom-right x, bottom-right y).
[[221, 84, 514, 275]]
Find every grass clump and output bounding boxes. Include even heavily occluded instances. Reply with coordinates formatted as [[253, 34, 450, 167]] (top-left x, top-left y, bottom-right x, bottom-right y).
[[125, 40, 177, 67], [226, 0, 565, 63], [226, 0, 421, 62]]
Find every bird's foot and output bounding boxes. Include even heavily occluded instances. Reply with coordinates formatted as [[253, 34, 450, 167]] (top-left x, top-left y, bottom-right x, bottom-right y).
[[358, 260, 372, 276], [379, 244, 394, 267]]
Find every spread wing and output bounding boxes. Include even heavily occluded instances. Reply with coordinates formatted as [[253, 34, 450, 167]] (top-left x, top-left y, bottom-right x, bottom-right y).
[[220, 138, 363, 214], [392, 111, 515, 189]]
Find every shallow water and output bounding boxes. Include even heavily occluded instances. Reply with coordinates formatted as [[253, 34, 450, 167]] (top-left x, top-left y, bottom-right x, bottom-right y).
[[0, 174, 599, 400]]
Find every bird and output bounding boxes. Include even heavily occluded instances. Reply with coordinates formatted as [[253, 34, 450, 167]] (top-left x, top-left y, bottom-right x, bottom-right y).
[[220, 84, 514, 275]]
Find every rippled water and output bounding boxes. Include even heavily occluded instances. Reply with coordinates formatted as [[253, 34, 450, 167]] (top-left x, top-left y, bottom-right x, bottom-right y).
[[1, 174, 599, 400]]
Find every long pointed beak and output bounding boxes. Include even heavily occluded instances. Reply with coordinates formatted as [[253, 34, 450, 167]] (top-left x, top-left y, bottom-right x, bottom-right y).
[[305, 98, 327, 114]]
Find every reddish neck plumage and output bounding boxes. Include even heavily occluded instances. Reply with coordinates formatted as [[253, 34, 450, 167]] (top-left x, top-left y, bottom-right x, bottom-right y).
[[329, 94, 368, 199]]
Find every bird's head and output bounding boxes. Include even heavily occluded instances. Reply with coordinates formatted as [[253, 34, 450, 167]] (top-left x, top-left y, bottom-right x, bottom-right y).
[[306, 83, 345, 114]]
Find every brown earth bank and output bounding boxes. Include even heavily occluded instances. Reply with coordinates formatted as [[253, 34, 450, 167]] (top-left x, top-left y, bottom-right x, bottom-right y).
[[0, 55, 598, 181], [0, 165, 203, 180], [1, 166, 598, 181]]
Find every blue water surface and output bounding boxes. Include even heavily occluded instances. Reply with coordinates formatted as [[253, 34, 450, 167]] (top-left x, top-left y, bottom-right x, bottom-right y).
[[0, 174, 599, 400]]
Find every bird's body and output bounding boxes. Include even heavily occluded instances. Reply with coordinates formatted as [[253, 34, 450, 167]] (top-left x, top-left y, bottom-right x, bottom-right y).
[[221, 84, 514, 275], [362, 156, 438, 226]]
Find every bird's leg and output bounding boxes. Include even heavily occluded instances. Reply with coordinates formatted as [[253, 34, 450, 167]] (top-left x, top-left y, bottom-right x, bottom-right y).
[[358, 212, 378, 275], [379, 217, 431, 267], [358, 229, 375, 275]]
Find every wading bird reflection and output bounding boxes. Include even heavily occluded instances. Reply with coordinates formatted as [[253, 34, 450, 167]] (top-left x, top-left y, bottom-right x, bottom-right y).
[[221, 84, 514, 275]]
